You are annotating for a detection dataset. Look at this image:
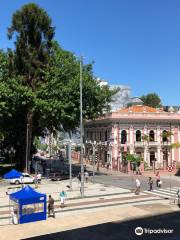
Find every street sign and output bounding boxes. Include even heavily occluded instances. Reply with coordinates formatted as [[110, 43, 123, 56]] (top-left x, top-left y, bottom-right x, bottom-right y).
[[167, 165, 173, 172]]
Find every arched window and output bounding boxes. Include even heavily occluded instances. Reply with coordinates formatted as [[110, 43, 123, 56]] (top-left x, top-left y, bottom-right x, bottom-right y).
[[121, 130, 127, 144], [149, 130, 155, 142], [162, 130, 168, 142], [136, 130, 141, 142]]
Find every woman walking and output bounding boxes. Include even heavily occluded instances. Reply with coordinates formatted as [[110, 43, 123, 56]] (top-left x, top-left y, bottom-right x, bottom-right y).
[[59, 190, 67, 208]]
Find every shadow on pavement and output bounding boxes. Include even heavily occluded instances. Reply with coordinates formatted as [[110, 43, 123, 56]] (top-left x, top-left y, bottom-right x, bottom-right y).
[[24, 210, 180, 240]]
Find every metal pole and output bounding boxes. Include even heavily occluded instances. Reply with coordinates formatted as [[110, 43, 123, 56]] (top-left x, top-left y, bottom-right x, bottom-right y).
[[92, 144, 95, 184], [25, 123, 29, 173], [11, 153, 12, 169], [80, 56, 84, 197], [69, 131, 72, 190]]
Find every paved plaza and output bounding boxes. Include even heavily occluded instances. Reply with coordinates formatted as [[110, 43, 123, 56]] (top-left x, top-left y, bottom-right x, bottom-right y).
[[0, 175, 180, 240]]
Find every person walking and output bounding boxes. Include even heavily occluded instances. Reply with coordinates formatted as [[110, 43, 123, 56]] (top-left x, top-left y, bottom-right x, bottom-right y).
[[48, 195, 55, 218], [84, 171, 89, 183], [177, 188, 180, 208], [156, 171, 161, 187], [34, 174, 38, 188], [59, 190, 67, 208], [148, 177, 153, 191], [77, 172, 81, 183], [135, 178, 141, 195]]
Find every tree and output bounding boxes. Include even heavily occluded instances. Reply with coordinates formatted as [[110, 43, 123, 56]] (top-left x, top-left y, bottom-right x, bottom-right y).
[[7, 3, 54, 170], [0, 4, 115, 170], [126, 153, 143, 165], [140, 93, 162, 108]]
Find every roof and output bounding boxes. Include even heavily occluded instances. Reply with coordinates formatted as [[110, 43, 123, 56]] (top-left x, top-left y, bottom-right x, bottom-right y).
[[10, 185, 45, 201], [118, 105, 164, 113], [4, 169, 23, 179]]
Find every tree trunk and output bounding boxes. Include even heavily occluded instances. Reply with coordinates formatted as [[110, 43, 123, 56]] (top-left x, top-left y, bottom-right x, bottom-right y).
[[25, 110, 33, 172]]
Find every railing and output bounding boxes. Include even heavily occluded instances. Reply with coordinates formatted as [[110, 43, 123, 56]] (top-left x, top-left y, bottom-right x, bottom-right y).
[[148, 141, 158, 146], [134, 141, 144, 146]]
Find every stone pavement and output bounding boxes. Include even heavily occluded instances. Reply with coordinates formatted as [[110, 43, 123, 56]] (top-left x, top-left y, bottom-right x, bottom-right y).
[[0, 176, 180, 240], [76, 159, 180, 182], [0, 201, 179, 240], [0, 178, 161, 225]]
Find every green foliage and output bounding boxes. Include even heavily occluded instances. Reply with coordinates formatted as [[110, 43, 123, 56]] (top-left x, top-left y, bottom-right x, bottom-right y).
[[126, 153, 143, 164], [170, 143, 180, 149], [34, 137, 47, 151], [140, 93, 162, 108], [142, 134, 154, 142], [0, 3, 115, 169]]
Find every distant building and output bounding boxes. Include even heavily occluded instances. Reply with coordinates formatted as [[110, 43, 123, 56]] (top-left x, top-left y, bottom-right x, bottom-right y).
[[110, 85, 131, 111], [84, 105, 180, 171], [163, 106, 180, 113], [126, 97, 144, 106]]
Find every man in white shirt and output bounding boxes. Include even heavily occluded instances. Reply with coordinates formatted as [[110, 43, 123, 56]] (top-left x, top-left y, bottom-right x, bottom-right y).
[[135, 178, 141, 195]]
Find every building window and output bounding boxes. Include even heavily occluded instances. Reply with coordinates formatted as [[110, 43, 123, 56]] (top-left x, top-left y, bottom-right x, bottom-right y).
[[162, 130, 168, 142], [149, 130, 155, 142], [150, 151, 155, 166], [100, 131, 101, 141], [121, 130, 127, 144], [136, 130, 141, 142]]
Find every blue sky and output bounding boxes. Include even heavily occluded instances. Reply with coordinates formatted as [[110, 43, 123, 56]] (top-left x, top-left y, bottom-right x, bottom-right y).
[[0, 0, 180, 105]]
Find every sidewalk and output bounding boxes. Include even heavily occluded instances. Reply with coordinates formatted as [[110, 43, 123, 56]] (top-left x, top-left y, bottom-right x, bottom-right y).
[[74, 159, 180, 182], [0, 200, 179, 240], [0, 179, 162, 226]]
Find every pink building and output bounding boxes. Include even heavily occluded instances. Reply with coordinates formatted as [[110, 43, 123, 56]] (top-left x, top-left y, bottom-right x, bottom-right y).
[[84, 105, 180, 171]]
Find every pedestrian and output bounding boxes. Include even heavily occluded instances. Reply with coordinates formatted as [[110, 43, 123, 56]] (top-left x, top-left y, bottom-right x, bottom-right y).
[[77, 172, 81, 182], [148, 177, 153, 191], [34, 174, 38, 188], [84, 165, 87, 172], [37, 172, 42, 183], [156, 171, 161, 187], [106, 163, 110, 170], [177, 188, 180, 208], [84, 171, 89, 183], [59, 190, 67, 208], [48, 195, 55, 218], [135, 178, 141, 195]]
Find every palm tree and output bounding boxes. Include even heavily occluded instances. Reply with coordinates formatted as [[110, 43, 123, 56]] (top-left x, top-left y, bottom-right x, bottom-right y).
[[161, 131, 173, 166]]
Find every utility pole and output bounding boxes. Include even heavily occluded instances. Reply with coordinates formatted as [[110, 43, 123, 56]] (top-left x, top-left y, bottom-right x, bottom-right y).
[[25, 123, 29, 173], [69, 131, 72, 190], [80, 56, 84, 197], [92, 143, 95, 184]]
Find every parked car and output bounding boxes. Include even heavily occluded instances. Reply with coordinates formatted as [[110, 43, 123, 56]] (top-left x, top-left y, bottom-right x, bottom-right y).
[[50, 171, 69, 181], [10, 173, 41, 185]]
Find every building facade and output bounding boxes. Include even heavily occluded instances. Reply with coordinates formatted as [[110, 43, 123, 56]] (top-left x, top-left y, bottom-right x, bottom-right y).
[[84, 105, 180, 171]]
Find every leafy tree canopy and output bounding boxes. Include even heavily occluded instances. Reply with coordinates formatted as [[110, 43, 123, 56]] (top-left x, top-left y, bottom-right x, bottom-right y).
[[140, 93, 162, 108], [0, 3, 115, 169]]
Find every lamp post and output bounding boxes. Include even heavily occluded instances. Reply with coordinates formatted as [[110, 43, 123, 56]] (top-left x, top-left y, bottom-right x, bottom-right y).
[[25, 123, 29, 173], [80, 56, 84, 197], [68, 135, 72, 191]]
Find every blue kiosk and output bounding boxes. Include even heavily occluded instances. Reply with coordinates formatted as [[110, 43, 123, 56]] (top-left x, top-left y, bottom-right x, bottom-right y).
[[9, 185, 46, 224], [4, 169, 22, 179]]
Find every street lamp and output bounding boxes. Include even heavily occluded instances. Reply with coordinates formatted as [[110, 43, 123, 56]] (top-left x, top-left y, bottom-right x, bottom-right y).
[[68, 137, 72, 191], [25, 123, 29, 173], [79, 56, 84, 197]]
